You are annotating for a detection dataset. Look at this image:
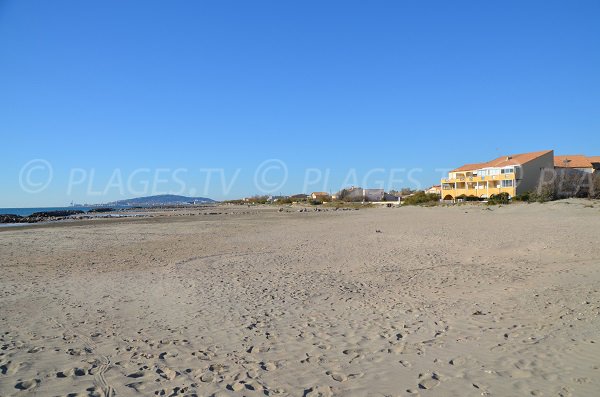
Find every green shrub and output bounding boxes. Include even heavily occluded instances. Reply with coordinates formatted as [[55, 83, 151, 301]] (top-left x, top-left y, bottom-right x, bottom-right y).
[[403, 191, 440, 206], [529, 184, 555, 203], [592, 173, 600, 198], [273, 197, 294, 204], [513, 192, 531, 202], [455, 194, 480, 202], [223, 199, 245, 204], [487, 192, 510, 205]]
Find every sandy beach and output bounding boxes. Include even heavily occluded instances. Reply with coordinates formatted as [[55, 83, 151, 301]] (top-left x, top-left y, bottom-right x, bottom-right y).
[[1, 201, 599, 396]]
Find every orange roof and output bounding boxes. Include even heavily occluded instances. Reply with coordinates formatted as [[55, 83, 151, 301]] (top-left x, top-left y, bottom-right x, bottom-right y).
[[555, 155, 598, 168], [452, 162, 487, 172], [451, 150, 553, 172], [311, 192, 329, 196]]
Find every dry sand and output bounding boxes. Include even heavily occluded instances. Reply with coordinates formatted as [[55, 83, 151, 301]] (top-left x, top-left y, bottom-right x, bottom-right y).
[[1, 201, 599, 396]]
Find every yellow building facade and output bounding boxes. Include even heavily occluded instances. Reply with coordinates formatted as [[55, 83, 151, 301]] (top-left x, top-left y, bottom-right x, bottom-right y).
[[441, 150, 554, 201], [442, 169, 516, 199]]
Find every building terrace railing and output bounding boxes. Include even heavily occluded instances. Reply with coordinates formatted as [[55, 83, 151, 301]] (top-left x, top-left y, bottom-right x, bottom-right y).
[[442, 174, 515, 183]]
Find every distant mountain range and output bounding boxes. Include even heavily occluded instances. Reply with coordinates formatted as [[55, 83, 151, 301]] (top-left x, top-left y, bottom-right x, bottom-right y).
[[106, 194, 216, 206]]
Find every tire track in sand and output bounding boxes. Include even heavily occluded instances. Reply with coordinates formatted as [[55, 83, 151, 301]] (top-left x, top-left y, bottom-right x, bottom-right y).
[[48, 317, 114, 397]]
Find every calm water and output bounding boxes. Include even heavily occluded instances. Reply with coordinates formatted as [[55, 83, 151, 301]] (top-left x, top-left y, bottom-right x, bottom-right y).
[[0, 206, 115, 217]]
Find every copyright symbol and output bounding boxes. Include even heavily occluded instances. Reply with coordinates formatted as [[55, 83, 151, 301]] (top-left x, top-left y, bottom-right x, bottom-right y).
[[254, 159, 288, 194], [19, 159, 53, 193]]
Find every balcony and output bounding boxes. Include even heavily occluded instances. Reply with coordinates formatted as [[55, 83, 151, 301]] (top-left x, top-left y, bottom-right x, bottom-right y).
[[441, 186, 516, 198], [442, 174, 515, 183]]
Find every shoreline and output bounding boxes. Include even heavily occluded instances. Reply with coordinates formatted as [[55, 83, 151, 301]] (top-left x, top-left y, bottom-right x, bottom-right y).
[[1, 197, 597, 231]]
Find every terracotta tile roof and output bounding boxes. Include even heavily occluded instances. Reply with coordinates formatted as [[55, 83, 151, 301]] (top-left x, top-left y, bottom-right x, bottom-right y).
[[311, 192, 329, 196], [451, 150, 553, 172], [555, 155, 599, 169], [452, 162, 487, 172]]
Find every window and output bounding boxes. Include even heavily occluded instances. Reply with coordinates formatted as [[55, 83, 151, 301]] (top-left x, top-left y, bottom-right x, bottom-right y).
[[502, 180, 513, 187], [501, 167, 514, 174]]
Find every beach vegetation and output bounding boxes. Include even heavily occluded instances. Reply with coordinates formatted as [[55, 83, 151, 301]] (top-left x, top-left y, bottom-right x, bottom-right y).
[[529, 184, 555, 203], [487, 192, 510, 205], [456, 194, 481, 202], [402, 191, 440, 206], [513, 192, 531, 202]]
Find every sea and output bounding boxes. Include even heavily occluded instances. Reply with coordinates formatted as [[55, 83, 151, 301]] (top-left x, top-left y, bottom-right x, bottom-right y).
[[0, 206, 119, 217]]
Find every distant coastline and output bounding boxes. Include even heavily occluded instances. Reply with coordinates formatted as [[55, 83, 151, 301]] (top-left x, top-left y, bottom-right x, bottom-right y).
[[0, 194, 216, 217]]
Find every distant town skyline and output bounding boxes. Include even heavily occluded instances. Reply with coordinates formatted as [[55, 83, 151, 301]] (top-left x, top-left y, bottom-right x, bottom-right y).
[[2, 1, 599, 207]]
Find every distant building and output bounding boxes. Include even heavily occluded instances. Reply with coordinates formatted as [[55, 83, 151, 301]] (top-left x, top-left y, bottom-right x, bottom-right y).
[[290, 194, 309, 200], [339, 187, 363, 201], [311, 192, 330, 200], [363, 188, 384, 201], [441, 150, 554, 201], [267, 195, 287, 202], [383, 192, 400, 202], [334, 187, 400, 202], [554, 155, 600, 174], [426, 185, 442, 195]]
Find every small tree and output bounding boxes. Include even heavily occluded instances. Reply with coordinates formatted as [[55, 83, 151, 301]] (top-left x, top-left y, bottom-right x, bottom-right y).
[[530, 182, 555, 203], [487, 192, 510, 205], [591, 173, 600, 198]]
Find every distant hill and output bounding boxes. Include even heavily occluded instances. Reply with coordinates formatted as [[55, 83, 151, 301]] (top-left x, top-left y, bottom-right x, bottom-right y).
[[107, 194, 216, 206]]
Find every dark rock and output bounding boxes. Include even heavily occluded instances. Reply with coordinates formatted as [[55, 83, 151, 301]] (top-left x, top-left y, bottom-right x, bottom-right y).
[[87, 207, 114, 213], [28, 210, 84, 218], [0, 214, 24, 224]]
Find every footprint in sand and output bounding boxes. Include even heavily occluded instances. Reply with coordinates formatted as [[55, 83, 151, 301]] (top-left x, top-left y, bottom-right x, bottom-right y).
[[209, 363, 228, 374], [192, 350, 215, 360], [57, 367, 87, 378], [342, 348, 364, 355], [15, 379, 40, 390], [126, 370, 145, 378], [200, 372, 215, 383], [261, 362, 277, 371], [0, 361, 24, 375], [227, 381, 246, 391], [325, 370, 348, 382], [156, 367, 178, 380], [304, 385, 332, 397], [418, 373, 440, 390], [27, 346, 44, 353], [125, 381, 145, 392], [448, 357, 466, 366]]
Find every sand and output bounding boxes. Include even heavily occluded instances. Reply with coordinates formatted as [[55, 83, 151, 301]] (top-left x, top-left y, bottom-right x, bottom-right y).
[[0, 201, 599, 396]]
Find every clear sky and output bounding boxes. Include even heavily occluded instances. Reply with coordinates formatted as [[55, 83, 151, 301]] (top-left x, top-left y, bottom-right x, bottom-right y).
[[1, 0, 599, 206]]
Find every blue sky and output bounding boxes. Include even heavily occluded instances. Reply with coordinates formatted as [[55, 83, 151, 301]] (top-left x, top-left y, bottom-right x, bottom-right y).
[[1, 0, 599, 206]]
